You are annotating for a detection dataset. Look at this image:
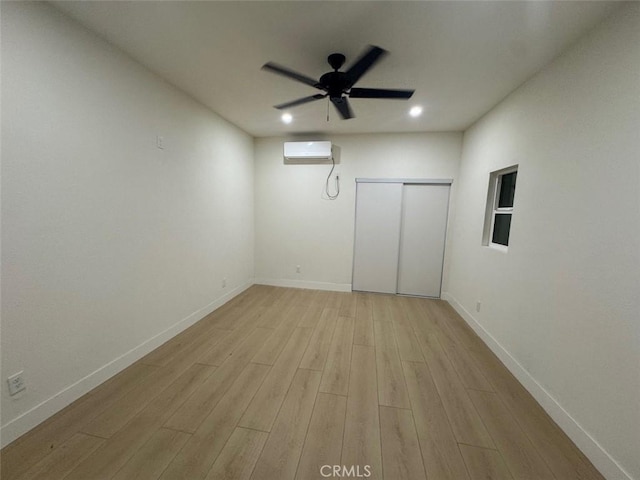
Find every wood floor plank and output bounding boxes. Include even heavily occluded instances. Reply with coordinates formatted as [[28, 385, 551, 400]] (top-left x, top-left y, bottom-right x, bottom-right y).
[[436, 330, 493, 392], [258, 285, 286, 307], [441, 311, 545, 403], [271, 287, 298, 309], [341, 345, 382, 480], [419, 332, 495, 448], [64, 364, 215, 480], [392, 321, 425, 363], [209, 288, 270, 331], [355, 292, 373, 312], [165, 327, 273, 433], [435, 303, 604, 480], [437, 295, 603, 480], [239, 327, 314, 432], [190, 296, 242, 327], [82, 328, 231, 438], [255, 305, 288, 329], [212, 304, 266, 331], [480, 355, 605, 480], [506, 401, 604, 480], [140, 321, 230, 367], [371, 294, 392, 323], [468, 389, 555, 479], [459, 444, 514, 480], [15, 433, 104, 480], [388, 295, 415, 329], [295, 393, 347, 480], [294, 288, 316, 306], [319, 316, 355, 396], [201, 312, 270, 366], [204, 428, 268, 480], [418, 300, 494, 392], [427, 299, 486, 354], [250, 368, 322, 480], [354, 293, 375, 346], [402, 360, 470, 480], [379, 406, 427, 480], [299, 308, 339, 371], [0, 361, 157, 480], [373, 320, 411, 408], [400, 300, 438, 355], [339, 292, 357, 318], [111, 428, 190, 480], [310, 289, 330, 308], [159, 363, 270, 480], [420, 299, 456, 333], [1, 288, 605, 480], [298, 305, 324, 328], [398, 295, 427, 324], [326, 291, 343, 309], [426, 300, 504, 391], [224, 285, 269, 311], [388, 296, 424, 362], [252, 305, 308, 365]]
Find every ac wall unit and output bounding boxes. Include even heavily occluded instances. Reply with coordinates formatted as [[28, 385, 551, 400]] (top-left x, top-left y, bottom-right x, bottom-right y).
[[283, 141, 332, 160]]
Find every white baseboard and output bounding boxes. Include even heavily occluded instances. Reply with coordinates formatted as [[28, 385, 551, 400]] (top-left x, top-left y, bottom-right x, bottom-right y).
[[0, 280, 253, 449], [442, 292, 633, 480], [254, 278, 352, 292]]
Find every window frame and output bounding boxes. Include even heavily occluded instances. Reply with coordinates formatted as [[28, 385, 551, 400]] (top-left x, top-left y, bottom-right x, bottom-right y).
[[483, 165, 518, 251]]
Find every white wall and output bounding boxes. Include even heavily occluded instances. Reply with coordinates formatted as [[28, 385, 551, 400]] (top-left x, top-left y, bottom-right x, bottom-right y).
[[1, 2, 254, 446], [445, 4, 640, 480], [254, 133, 462, 291]]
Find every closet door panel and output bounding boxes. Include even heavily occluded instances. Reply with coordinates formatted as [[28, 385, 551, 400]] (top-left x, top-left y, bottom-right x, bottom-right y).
[[352, 182, 403, 294], [397, 184, 450, 297]]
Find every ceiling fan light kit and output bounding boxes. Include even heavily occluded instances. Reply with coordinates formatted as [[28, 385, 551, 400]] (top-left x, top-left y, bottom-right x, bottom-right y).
[[262, 45, 415, 120]]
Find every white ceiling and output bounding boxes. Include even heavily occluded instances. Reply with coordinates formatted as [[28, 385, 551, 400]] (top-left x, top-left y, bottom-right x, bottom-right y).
[[52, 1, 618, 137]]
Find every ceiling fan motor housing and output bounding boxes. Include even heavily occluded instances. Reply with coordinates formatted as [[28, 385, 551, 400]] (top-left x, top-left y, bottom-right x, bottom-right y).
[[319, 71, 352, 99]]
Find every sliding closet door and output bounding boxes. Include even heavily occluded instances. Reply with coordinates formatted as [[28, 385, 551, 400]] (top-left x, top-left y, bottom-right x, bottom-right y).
[[352, 182, 403, 294], [397, 184, 450, 297]]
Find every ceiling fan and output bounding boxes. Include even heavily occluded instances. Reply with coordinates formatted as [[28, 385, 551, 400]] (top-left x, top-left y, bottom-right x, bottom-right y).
[[262, 45, 415, 120]]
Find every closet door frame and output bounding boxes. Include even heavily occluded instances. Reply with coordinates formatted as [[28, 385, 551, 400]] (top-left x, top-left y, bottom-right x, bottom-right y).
[[351, 178, 453, 297]]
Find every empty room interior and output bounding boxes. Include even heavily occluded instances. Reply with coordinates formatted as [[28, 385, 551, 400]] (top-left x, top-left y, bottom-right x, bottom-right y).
[[1, 1, 639, 480]]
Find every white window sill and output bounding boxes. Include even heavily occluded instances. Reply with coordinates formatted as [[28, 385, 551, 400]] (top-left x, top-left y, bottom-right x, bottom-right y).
[[486, 243, 509, 253]]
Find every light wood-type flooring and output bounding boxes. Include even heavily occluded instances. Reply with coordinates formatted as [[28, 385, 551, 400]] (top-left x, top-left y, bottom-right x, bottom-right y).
[[1, 286, 605, 480]]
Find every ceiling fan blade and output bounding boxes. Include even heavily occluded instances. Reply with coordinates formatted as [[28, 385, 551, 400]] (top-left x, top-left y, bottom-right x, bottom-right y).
[[274, 94, 326, 110], [262, 62, 322, 89], [344, 45, 387, 86], [349, 87, 415, 99], [330, 96, 354, 120]]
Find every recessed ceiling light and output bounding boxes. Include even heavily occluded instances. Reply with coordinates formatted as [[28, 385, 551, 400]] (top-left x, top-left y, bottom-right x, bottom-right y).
[[409, 106, 423, 117], [281, 113, 293, 124]]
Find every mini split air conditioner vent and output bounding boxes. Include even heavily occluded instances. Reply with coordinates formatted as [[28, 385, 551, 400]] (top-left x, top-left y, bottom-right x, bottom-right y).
[[283, 141, 332, 160]]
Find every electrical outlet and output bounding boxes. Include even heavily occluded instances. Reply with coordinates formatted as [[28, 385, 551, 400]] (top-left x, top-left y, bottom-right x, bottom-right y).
[[7, 372, 26, 396], [476, 302, 482, 313], [156, 135, 164, 150], [222, 277, 227, 288], [296, 265, 301, 274]]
